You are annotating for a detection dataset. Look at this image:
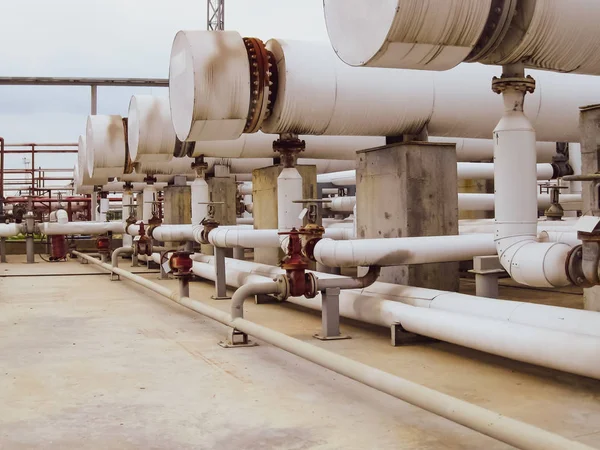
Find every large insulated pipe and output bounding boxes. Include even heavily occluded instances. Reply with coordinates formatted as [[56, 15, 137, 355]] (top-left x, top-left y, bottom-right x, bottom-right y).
[[323, 0, 600, 76], [72, 251, 593, 450], [169, 31, 600, 143], [0, 223, 22, 237], [127, 95, 175, 164], [86, 115, 126, 182]]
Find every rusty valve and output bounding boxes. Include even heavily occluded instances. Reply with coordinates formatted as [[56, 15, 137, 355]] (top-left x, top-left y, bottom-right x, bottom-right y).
[[96, 235, 110, 251], [169, 251, 194, 277], [279, 228, 317, 298], [135, 222, 153, 257]]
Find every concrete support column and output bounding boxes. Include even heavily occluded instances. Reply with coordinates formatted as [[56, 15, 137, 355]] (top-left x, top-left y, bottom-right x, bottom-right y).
[[163, 181, 191, 248], [251, 165, 317, 265], [579, 105, 600, 311], [202, 168, 237, 256], [356, 142, 459, 291]]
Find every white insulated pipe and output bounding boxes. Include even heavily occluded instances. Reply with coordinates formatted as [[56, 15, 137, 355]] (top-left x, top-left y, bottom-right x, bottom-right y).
[[142, 185, 157, 222], [191, 176, 209, 225], [312, 235, 497, 267], [326, 194, 582, 213], [99, 197, 109, 222], [170, 31, 600, 143], [316, 163, 556, 186], [494, 69, 571, 288], [277, 167, 303, 231], [0, 223, 23, 237], [191, 255, 600, 381], [75, 251, 591, 450], [323, 0, 600, 76], [40, 221, 124, 236], [122, 190, 133, 248]]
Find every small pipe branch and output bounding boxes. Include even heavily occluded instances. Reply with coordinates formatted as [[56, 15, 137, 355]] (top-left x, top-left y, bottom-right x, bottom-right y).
[[316, 266, 380, 291], [231, 281, 282, 320]]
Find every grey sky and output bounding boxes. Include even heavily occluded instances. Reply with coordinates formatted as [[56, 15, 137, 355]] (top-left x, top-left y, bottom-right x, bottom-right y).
[[0, 0, 329, 181]]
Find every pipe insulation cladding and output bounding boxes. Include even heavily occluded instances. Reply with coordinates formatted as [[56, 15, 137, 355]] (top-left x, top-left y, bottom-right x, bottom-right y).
[[323, 0, 600, 75], [127, 95, 176, 164], [86, 115, 126, 182], [169, 31, 600, 143]]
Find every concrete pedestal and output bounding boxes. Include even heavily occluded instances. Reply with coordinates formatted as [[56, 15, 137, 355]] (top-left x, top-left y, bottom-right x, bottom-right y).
[[201, 175, 237, 257], [252, 165, 317, 266], [162, 185, 191, 248], [356, 142, 459, 291]]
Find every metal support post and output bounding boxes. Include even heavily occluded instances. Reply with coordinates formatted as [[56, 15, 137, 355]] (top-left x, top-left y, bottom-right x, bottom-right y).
[[314, 287, 350, 341], [90, 85, 98, 115], [131, 254, 139, 267], [391, 323, 436, 347], [0, 237, 6, 263], [233, 247, 245, 260], [179, 277, 190, 298], [159, 251, 170, 280], [26, 235, 35, 264], [212, 246, 230, 300], [468, 256, 505, 299]]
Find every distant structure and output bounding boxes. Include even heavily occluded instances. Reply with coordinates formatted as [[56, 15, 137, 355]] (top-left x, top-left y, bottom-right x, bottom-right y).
[[207, 0, 225, 31]]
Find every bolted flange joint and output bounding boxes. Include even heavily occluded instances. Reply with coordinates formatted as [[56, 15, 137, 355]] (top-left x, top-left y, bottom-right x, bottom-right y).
[[491, 75, 536, 95]]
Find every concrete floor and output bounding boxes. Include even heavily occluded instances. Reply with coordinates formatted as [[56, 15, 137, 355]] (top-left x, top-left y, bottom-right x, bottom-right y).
[[1, 255, 600, 449]]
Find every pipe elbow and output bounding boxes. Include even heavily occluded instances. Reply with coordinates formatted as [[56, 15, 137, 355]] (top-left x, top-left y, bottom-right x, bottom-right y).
[[499, 240, 571, 288]]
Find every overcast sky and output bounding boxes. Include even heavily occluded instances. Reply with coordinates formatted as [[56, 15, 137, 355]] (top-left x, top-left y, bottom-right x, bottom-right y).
[[0, 0, 329, 176]]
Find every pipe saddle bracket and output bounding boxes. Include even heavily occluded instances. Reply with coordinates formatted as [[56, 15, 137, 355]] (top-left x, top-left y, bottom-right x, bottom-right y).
[[391, 323, 437, 347], [218, 328, 258, 349]]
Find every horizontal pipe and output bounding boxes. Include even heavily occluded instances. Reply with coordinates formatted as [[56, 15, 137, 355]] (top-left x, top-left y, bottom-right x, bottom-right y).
[[326, 194, 582, 213], [0, 223, 23, 237], [40, 221, 124, 235], [313, 234, 497, 267], [73, 250, 592, 450]]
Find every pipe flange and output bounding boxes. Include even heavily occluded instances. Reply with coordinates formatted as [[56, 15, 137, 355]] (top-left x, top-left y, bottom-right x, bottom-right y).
[[492, 75, 536, 94], [566, 245, 592, 287], [304, 272, 318, 299], [274, 274, 290, 301], [466, 0, 517, 62], [243, 37, 275, 133]]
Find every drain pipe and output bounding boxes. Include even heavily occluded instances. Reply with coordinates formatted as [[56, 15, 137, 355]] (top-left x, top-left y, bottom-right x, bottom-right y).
[[231, 281, 282, 319], [71, 250, 591, 450], [493, 65, 573, 287], [111, 246, 133, 269]]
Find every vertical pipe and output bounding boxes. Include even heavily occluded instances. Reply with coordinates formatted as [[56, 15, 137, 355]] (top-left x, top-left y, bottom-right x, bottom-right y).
[[142, 185, 156, 222], [191, 176, 209, 224], [122, 189, 133, 248], [30, 144, 35, 195], [277, 167, 303, 231], [0, 137, 4, 204]]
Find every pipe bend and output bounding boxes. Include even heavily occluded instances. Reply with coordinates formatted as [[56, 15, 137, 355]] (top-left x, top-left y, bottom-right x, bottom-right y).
[[231, 281, 281, 320], [316, 266, 380, 291], [112, 246, 133, 268], [500, 240, 572, 288]]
